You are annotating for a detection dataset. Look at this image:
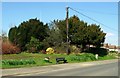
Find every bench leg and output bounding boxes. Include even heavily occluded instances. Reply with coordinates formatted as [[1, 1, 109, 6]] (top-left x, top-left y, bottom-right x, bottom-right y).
[[56, 61, 58, 64], [64, 60, 67, 63]]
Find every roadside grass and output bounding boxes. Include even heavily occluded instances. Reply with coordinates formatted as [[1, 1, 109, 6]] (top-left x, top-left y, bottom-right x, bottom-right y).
[[1, 52, 118, 69], [98, 53, 118, 60], [2, 53, 67, 69]]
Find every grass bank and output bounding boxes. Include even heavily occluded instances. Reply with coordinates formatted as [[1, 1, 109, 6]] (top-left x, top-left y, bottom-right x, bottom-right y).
[[1, 52, 118, 69]]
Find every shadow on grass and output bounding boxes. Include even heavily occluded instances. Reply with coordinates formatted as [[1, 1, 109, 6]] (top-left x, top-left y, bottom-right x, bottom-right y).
[[86, 47, 108, 57]]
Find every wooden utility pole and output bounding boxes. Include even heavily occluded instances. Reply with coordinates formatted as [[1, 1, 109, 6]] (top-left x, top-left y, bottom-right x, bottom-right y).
[[66, 7, 69, 55]]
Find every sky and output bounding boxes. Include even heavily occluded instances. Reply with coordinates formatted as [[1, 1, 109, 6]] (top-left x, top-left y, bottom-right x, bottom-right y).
[[1, 0, 119, 2], [1, 2, 118, 45]]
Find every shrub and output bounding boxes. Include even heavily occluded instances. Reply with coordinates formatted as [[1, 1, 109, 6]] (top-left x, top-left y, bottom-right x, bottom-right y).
[[2, 42, 21, 54], [53, 43, 68, 54], [87, 47, 108, 56], [46, 47, 54, 54], [70, 45, 80, 54], [40, 50, 46, 54], [25, 37, 43, 53]]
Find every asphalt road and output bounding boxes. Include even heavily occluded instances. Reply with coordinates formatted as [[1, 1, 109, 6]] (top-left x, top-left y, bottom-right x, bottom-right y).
[[2, 59, 118, 77], [31, 62, 118, 76], [18, 60, 118, 76]]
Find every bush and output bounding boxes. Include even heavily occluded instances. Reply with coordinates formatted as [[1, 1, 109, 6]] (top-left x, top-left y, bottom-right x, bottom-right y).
[[40, 50, 46, 54], [70, 45, 80, 54], [46, 47, 54, 54], [87, 47, 108, 56], [2, 59, 36, 66], [53, 43, 68, 54], [25, 37, 43, 53], [2, 42, 21, 54], [54, 45, 80, 55]]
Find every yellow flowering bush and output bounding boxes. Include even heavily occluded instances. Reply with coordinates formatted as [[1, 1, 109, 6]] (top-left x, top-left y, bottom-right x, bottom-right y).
[[46, 47, 54, 54]]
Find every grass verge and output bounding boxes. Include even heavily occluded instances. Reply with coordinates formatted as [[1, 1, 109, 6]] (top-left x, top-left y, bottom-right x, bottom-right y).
[[1, 52, 118, 69]]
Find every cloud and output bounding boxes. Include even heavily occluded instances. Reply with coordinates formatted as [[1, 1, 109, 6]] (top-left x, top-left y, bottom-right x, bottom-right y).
[[106, 33, 114, 37]]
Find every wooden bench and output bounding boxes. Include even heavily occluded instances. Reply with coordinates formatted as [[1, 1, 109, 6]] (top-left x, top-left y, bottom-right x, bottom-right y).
[[56, 57, 67, 64]]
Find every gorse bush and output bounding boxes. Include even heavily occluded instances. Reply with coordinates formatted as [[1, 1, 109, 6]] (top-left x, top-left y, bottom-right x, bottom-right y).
[[2, 59, 36, 65], [46, 47, 54, 54]]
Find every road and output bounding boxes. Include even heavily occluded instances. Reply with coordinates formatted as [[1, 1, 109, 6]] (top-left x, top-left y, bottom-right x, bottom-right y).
[[28, 61, 118, 76], [2, 59, 118, 77]]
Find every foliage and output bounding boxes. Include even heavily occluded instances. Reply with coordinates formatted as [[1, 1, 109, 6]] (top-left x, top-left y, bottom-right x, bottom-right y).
[[8, 18, 49, 51], [2, 32, 21, 54], [2, 59, 36, 66], [53, 43, 67, 54], [8, 26, 18, 45], [69, 53, 96, 62], [46, 47, 54, 54], [55, 15, 106, 51], [43, 20, 63, 48], [70, 45, 80, 54], [8, 15, 106, 55], [2, 41, 21, 54], [41, 20, 66, 53], [87, 25, 106, 48], [25, 37, 43, 53], [87, 47, 108, 56]]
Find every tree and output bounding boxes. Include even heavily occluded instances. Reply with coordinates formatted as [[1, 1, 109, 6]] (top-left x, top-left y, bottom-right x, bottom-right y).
[[87, 24, 106, 48], [8, 26, 18, 45], [8, 18, 49, 51], [55, 15, 88, 49], [55, 15, 82, 43], [70, 21, 88, 51], [54, 15, 106, 51], [45, 20, 63, 47], [8, 16, 106, 53]]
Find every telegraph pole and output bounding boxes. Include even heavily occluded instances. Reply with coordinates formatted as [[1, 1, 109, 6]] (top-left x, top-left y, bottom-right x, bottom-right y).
[[66, 6, 69, 55]]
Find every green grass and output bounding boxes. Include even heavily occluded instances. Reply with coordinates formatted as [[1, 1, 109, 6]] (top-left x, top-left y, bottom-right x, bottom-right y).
[[2, 53, 68, 68], [1, 52, 118, 69], [98, 53, 117, 60]]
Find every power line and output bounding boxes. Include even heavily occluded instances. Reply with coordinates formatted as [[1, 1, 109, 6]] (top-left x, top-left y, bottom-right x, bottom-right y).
[[69, 7, 118, 32], [75, 8, 118, 15]]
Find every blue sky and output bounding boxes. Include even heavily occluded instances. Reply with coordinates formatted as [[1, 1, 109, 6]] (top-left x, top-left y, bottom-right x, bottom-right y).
[[2, 2, 118, 45]]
